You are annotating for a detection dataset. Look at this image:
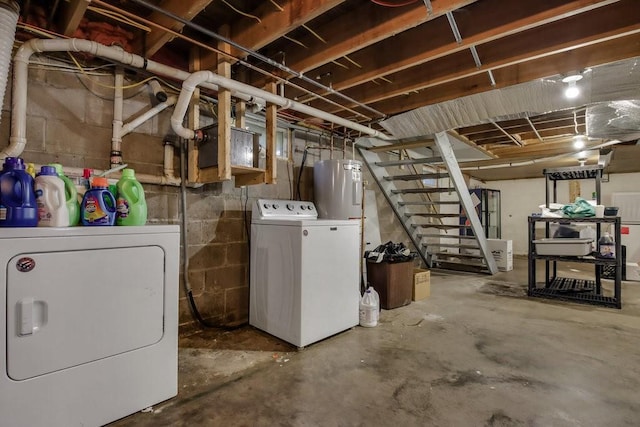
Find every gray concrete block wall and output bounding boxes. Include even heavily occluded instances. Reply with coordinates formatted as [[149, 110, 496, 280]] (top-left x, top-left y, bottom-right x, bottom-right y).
[[1, 61, 319, 331]]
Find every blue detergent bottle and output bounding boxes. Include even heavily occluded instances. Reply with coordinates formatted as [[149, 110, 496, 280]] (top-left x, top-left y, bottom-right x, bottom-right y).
[[0, 156, 38, 227], [81, 177, 116, 226]]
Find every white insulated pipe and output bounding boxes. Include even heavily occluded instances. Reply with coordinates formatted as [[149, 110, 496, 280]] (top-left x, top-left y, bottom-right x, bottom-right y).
[[0, 1, 17, 134], [5, 37, 388, 161], [171, 70, 392, 141], [3, 38, 268, 160], [121, 96, 177, 137], [111, 67, 124, 168]]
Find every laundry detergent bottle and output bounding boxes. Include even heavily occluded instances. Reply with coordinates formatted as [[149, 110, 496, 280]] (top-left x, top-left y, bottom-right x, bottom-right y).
[[35, 165, 69, 227], [49, 163, 79, 225], [116, 168, 147, 226], [0, 156, 38, 227], [81, 177, 116, 226]]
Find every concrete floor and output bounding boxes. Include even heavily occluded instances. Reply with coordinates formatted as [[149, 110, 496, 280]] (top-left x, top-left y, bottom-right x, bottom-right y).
[[112, 258, 640, 426]]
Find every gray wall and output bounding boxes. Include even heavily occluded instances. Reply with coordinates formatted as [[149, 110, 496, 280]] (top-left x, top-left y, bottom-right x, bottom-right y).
[[2, 62, 315, 330]]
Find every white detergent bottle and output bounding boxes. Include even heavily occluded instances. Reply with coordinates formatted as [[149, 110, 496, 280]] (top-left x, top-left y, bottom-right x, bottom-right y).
[[35, 165, 69, 227], [359, 286, 380, 327]]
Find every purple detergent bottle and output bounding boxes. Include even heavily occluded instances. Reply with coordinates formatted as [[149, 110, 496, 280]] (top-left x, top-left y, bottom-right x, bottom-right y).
[[0, 157, 38, 227]]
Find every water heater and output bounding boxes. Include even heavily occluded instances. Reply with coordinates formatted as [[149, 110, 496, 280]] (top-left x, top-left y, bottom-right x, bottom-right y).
[[314, 159, 362, 219]]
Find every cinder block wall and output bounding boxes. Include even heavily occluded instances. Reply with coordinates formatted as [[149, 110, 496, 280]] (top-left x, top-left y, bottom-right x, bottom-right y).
[[1, 63, 314, 331]]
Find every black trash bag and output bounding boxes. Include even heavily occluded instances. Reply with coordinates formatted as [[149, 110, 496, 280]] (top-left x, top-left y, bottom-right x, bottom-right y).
[[364, 241, 416, 263]]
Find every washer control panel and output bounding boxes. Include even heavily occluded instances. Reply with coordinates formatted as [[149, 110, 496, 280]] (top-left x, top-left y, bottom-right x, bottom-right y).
[[254, 199, 317, 219]]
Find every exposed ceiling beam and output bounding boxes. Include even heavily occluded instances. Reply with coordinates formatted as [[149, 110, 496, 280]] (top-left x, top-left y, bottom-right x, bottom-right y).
[[59, 0, 90, 36], [489, 119, 522, 147], [293, 0, 620, 103], [465, 119, 586, 143], [201, 0, 345, 69], [490, 140, 603, 159], [474, 125, 587, 146], [447, 131, 498, 159], [248, 0, 477, 87], [459, 114, 585, 137], [364, 31, 640, 117], [314, 1, 640, 113], [139, 0, 212, 57]]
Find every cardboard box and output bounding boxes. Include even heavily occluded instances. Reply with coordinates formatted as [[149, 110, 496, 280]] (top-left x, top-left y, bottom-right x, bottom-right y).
[[487, 239, 513, 271], [413, 268, 430, 301]]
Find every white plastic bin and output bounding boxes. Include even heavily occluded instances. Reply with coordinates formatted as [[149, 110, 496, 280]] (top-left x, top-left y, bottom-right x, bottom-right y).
[[533, 238, 593, 256]]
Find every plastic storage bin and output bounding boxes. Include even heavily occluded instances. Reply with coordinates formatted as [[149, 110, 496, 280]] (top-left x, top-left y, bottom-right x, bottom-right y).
[[533, 238, 593, 256]]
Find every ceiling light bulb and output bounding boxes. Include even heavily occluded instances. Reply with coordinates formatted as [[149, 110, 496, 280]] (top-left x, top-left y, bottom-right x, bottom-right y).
[[573, 135, 585, 149], [565, 81, 580, 99], [561, 74, 584, 84]]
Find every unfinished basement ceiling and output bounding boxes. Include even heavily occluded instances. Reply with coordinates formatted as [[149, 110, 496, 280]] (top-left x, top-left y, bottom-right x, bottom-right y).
[[30, 0, 640, 178]]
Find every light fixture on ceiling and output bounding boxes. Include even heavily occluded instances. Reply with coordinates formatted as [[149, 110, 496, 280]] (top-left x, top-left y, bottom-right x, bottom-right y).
[[573, 134, 586, 149], [577, 150, 588, 167], [562, 73, 583, 99]]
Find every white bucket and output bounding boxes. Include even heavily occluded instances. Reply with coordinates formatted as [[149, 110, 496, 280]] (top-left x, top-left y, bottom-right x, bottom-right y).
[[359, 286, 380, 327]]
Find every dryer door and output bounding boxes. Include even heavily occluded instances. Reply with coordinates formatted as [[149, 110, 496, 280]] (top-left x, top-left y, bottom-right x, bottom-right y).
[[6, 246, 165, 381]]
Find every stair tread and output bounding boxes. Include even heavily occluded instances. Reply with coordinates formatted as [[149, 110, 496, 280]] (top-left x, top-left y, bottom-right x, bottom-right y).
[[407, 213, 460, 218], [417, 233, 478, 239], [399, 201, 461, 206], [385, 173, 449, 181], [376, 157, 443, 167], [392, 188, 455, 194], [414, 224, 471, 229], [435, 260, 491, 274], [422, 243, 479, 249], [433, 251, 485, 259]]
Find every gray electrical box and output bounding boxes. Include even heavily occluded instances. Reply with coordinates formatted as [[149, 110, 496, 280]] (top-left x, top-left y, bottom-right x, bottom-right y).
[[197, 125, 260, 169]]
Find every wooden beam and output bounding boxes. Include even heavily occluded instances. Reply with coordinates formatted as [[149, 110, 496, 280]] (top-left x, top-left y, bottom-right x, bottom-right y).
[[490, 141, 604, 159], [447, 130, 498, 159], [293, 0, 618, 103], [217, 25, 232, 182], [60, 0, 90, 36], [366, 31, 640, 116], [235, 100, 246, 129], [247, 0, 477, 87], [317, 0, 640, 113], [141, 0, 212, 57], [265, 82, 278, 184], [202, 0, 345, 69], [188, 46, 201, 183]]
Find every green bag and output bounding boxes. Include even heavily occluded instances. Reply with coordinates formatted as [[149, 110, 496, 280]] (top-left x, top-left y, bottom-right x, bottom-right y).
[[562, 197, 595, 218]]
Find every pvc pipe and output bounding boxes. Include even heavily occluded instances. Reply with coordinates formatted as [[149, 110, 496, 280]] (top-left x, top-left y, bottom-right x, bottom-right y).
[[171, 70, 393, 141], [121, 96, 177, 137], [4, 38, 266, 159], [111, 67, 124, 168], [163, 143, 175, 180]]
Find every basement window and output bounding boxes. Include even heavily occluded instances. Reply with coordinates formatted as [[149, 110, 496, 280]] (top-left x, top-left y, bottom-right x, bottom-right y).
[[246, 123, 289, 160]]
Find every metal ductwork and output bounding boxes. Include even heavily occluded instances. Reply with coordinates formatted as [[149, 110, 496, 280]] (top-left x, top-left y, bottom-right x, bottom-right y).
[[380, 57, 640, 140]]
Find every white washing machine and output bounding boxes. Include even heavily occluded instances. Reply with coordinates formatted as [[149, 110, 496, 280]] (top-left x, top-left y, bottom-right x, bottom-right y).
[[0, 225, 179, 427], [250, 199, 360, 347]]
